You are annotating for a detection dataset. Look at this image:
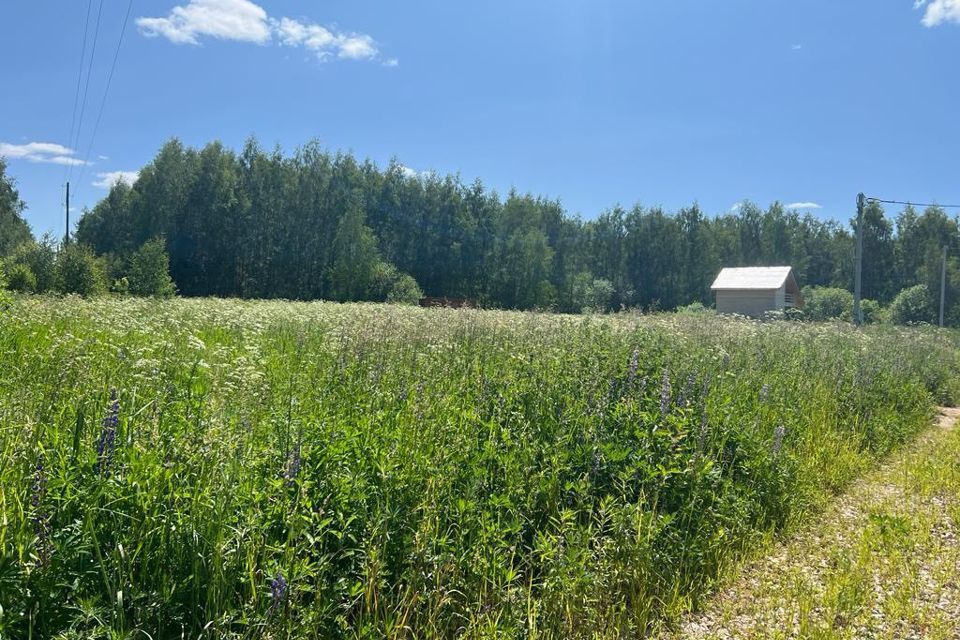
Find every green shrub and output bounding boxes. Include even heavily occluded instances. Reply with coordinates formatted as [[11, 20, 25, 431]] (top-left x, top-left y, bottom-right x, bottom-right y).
[[128, 238, 176, 297], [9, 238, 56, 292], [889, 284, 934, 325], [368, 261, 423, 304], [802, 286, 853, 321], [571, 272, 614, 312], [55, 243, 107, 296], [5, 263, 36, 292], [860, 298, 885, 324]]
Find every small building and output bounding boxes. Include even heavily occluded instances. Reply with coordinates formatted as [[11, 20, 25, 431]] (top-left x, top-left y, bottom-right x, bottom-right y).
[[711, 266, 803, 317]]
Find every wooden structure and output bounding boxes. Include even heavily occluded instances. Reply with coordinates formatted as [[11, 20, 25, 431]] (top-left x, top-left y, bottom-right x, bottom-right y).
[[711, 266, 803, 317]]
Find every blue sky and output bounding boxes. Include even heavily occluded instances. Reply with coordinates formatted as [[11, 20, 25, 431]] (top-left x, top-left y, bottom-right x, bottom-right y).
[[2, 0, 959, 238]]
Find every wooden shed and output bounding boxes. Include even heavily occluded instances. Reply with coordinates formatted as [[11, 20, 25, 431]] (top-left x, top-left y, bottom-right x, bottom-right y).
[[710, 266, 803, 317]]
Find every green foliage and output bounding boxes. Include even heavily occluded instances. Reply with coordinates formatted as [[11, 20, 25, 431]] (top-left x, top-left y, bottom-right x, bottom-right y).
[[676, 300, 713, 315], [890, 284, 935, 325], [802, 286, 854, 321], [54, 243, 107, 297], [0, 158, 33, 256], [9, 236, 57, 292], [860, 298, 885, 325], [571, 272, 614, 312], [5, 262, 36, 292], [0, 260, 9, 308], [2, 299, 959, 638], [368, 261, 423, 304], [328, 205, 381, 302], [127, 238, 176, 297]]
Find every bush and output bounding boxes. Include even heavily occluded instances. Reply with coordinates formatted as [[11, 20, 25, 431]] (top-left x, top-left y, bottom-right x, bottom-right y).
[[860, 298, 885, 325], [368, 261, 423, 304], [802, 286, 853, 321], [128, 238, 176, 297], [55, 243, 107, 297], [9, 238, 56, 292], [571, 272, 614, 312], [889, 284, 934, 325], [6, 263, 36, 292]]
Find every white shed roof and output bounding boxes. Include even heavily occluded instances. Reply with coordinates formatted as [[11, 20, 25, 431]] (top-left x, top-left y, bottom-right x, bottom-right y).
[[711, 266, 794, 291]]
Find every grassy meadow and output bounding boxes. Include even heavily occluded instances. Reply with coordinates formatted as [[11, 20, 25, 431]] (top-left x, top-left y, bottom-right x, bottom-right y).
[[2, 297, 960, 639]]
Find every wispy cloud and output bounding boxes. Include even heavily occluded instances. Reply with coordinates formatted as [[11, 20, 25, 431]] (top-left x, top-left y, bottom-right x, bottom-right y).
[[785, 201, 822, 210], [137, 0, 391, 63], [0, 141, 89, 166], [730, 201, 746, 212], [92, 170, 140, 189], [791, 43, 803, 50], [915, 0, 960, 26]]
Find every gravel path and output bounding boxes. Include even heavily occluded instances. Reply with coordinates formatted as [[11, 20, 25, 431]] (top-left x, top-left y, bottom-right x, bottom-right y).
[[662, 407, 960, 640]]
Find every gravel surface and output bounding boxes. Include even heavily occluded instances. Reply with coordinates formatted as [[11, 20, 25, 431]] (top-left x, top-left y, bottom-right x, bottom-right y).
[[661, 408, 960, 640]]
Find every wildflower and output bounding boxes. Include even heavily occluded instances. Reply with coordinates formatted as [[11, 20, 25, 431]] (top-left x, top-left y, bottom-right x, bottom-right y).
[[284, 443, 301, 487], [772, 424, 787, 457], [269, 572, 288, 615], [627, 348, 640, 386], [759, 384, 770, 404], [677, 372, 697, 409], [95, 389, 119, 477], [660, 369, 671, 417]]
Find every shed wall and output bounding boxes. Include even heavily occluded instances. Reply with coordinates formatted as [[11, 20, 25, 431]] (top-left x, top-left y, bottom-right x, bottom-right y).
[[715, 289, 780, 317]]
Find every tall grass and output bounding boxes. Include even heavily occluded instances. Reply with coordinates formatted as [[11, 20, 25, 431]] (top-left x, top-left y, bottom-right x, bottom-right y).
[[2, 297, 959, 638]]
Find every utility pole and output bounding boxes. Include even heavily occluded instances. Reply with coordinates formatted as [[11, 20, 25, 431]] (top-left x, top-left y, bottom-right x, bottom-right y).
[[940, 245, 947, 328], [854, 192, 864, 326], [65, 181, 70, 245]]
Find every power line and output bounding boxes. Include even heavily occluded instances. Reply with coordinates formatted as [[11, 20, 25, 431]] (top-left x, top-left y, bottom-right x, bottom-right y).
[[76, 0, 135, 191], [865, 197, 960, 210], [63, 0, 94, 185], [67, 0, 105, 186]]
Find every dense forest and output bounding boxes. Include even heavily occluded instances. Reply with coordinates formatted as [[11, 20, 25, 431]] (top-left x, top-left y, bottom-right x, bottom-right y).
[[3, 139, 960, 320]]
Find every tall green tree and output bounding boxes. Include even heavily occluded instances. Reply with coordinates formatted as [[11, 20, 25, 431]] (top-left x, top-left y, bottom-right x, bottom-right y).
[[0, 159, 33, 256]]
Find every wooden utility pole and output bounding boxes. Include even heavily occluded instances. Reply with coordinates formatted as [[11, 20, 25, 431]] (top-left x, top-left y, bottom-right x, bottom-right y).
[[65, 181, 70, 245], [854, 192, 864, 326], [940, 245, 947, 328]]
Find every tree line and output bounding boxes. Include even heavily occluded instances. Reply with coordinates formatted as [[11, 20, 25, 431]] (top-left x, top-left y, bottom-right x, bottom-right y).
[[2, 139, 960, 322]]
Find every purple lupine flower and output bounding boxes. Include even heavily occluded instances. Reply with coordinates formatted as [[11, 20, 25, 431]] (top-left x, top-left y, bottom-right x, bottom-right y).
[[659, 369, 672, 418], [772, 424, 787, 457], [269, 573, 288, 615], [284, 443, 301, 487], [627, 348, 640, 386], [676, 373, 697, 409], [759, 384, 770, 404], [95, 390, 119, 477], [32, 455, 52, 566]]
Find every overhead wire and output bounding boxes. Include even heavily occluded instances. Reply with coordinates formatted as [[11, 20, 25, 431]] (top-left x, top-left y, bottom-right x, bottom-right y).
[[865, 197, 960, 210], [76, 0, 135, 193], [67, 0, 105, 187], [63, 0, 94, 187]]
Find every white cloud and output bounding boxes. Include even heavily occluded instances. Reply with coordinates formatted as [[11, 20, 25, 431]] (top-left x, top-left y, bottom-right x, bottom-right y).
[[785, 201, 822, 210], [92, 170, 140, 189], [916, 0, 960, 26], [137, 0, 271, 44], [791, 44, 803, 50], [137, 0, 390, 63], [0, 141, 89, 166], [730, 201, 745, 212]]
